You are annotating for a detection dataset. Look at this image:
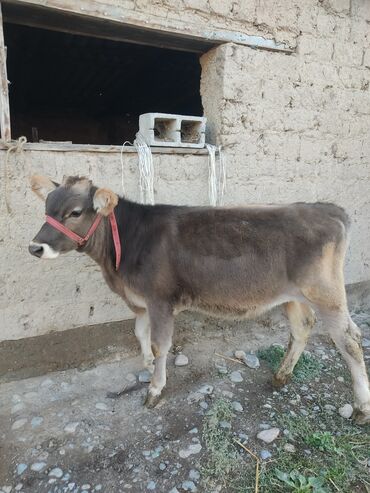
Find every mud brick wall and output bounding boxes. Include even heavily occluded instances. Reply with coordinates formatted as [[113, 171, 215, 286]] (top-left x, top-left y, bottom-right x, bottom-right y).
[[0, 0, 369, 341]]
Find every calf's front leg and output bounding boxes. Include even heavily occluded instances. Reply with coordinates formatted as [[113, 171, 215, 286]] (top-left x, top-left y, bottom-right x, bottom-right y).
[[134, 310, 154, 373], [145, 303, 174, 408]]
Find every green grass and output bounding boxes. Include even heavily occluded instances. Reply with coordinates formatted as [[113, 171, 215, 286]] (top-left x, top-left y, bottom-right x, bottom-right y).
[[257, 345, 323, 382]]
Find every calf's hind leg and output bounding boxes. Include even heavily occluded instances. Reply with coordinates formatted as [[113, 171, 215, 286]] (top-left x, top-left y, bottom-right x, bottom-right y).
[[135, 310, 154, 373], [320, 308, 370, 424], [273, 302, 316, 386], [145, 303, 174, 408]]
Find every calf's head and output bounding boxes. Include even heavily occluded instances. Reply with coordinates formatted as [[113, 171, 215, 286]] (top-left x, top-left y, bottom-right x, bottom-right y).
[[29, 175, 118, 259]]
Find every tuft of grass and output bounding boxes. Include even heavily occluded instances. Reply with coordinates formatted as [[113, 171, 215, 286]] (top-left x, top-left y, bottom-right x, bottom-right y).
[[257, 345, 323, 382], [274, 470, 327, 492]]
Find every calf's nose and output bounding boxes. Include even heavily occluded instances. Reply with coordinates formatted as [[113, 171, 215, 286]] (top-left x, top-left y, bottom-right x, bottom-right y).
[[29, 242, 44, 258]]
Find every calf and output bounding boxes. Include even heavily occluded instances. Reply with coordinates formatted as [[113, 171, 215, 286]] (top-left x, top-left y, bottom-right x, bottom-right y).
[[29, 175, 370, 424]]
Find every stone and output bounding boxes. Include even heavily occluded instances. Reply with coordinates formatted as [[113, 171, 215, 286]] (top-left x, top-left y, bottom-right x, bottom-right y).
[[147, 481, 156, 490], [182, 480, 197, 492], [175, 354, 189, 366], [284, 443, 296, 453], [179, 443, 202, 459], [31, 416, 44, 428], [138, 370, 152, 383], [362, 338, 370, 348], [232, 401, 243, 412], [49, 467, 63, 478], [81, 485, 91, 490], [126, 373, 137, 382], [338, 403, 353, 419], [11, 403, 25, 414], [257, 428, 280, 444], [199, 401, 208, 410], [230, 371, 243, 383], [64, 422, 79, 433], [95, 402, 108, 411], [235, 350, 247, 360], [31, 462, 47, 472], [16, 464, 28, 475], [324, 404, 336, 412], [219, 420, 231, 429], [12, 419, 27, 430], [15, 485, 23, 492], [198, 384, 213, 395], [244, 354, 260, 369], [159, 463, 166, 470], [260, 450, 272, 460], [189, 469, 200, 481]]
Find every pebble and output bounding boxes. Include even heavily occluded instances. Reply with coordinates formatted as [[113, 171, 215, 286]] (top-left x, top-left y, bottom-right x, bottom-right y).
[[187, 391, 203, 403], [232, 401, 243, 412], [257, 428, 280, 444], [189, 469, 200, 481], [324, 404, 336, 412], [95, 402, 108, 411], [31, 416, 44, 428], [64, 422, 79, 433], [175, 354, 189, 366], [11, 403, 25, 414], [179, 443, 202, 459], [15, 485, 23, 491], [199, 401, 208, 410], [48, 468, 63, 478], [189, 427, 198, 434], [362, 338, 370, 348], [31, 462, 47, 472], [284, 443, 296, 453], [159, 463, 166, 471], [95, 486, 102, 491], [338, 403, 353, 419], [182, 480, 197, 492], [260, 450, 272, 460], [2, 487, 12, 493], [230, 371, 243, 383], [244, 354, 260, 369], [138, 370, 152, 383], [219, 420, 231, 429], [126, 373, 137, 382], [16, 464, 27, 475], [337, 376, 344, 382], [12, 419, 27, 430], [81, 485, 91, 490], [147, 481, 156, 490], [169, 489, 180, 493], [235, 350, 247, 360], [198, 385, 213, 395]]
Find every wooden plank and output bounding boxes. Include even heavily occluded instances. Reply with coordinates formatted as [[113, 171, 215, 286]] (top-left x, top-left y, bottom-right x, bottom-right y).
[[0, 142, 209, 154], [0, 2, 11, 141]]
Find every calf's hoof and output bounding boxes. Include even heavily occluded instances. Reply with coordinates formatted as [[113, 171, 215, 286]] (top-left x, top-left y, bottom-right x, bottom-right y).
[[352, 408, 370, 425], [272, 373, 291, 388], [144, 390, 162, 409]]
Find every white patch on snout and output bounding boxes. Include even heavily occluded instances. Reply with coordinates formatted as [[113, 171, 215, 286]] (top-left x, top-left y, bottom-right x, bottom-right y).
[[30, 241, 60, 259]]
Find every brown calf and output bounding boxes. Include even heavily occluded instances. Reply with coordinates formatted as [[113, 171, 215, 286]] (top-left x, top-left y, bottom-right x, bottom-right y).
[[29, 175, 370, 424]]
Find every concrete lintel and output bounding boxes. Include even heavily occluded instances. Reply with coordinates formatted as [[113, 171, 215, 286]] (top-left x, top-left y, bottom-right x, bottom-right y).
[[203, 30, 293, 53]]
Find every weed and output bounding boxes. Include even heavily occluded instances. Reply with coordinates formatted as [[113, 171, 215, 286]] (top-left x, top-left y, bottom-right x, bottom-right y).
[[257, 345, 323, 381], [275, 470, 327, 492]]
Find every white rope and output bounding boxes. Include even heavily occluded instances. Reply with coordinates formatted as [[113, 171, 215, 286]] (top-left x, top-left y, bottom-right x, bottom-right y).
[[120, 140, 132, 196], [206, 143, 226, 207], [133, 132, 155, 205]]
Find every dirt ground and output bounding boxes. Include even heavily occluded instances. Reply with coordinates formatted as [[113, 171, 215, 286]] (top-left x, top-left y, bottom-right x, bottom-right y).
[[0, 309, 369, 493]]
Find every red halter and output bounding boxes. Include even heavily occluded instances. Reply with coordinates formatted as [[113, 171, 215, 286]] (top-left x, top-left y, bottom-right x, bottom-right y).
[[45, 211, 121, 270]]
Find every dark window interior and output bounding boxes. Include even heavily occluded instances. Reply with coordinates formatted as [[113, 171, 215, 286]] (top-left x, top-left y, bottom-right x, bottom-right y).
[[4, 23, 203, 145]]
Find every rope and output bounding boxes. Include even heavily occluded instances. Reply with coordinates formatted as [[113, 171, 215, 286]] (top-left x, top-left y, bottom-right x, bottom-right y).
[[1, 136, 27, 214], [120, 140, 132, 196], [206, 143, 226, 207]]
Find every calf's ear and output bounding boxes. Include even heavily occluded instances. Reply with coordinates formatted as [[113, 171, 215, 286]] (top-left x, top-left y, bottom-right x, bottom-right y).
[[93, 188, 118, 216], [30, 175, 59, 201]]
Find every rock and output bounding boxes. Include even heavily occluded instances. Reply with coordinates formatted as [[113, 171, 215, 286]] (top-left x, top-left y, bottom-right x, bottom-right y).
[[232, 401, 243, 412], [199, 401, 208, 410], [95, 402, 108, 411], [126, 373, 137, 382], [31, 462, 47, 472], [189, 427, 198, 434], [147, 480, 156, 490], [338, 403, 353, 419], [230, 371, 243, 383], [260, 450, 272, 460], [11, 403, 25, 414], [15, 485, 23, 492], [182, 480, 197, 492], [12, 419, 27, 430], [219, 420, 231, 429], [175, 354, 189, 366], [337, 376, 344, 382], [216, 365, 228, 374], [95, 486, 102, 491], [169, 489, 180, 493], [324, 404, 336, 412], [138, 370, 152, 383], [235, 350, 247, 360], [49, 467, 63, 478], [284, 443, 296, 453], [179, 443, 202, 459], [189, 469, 200, 481], [64, 422, 79, 433], [16, 464, 27, 475], [187, 392, 203, 403], [2, 487, 12, 493], [257, 428, 280, 444], [244, 354, 260, 369], [159, 463, 166, 470], [81, 485, 91, 490], [198, 385, 213, 395], [362, 338, 370, 348], [31, 417, 44, 428]]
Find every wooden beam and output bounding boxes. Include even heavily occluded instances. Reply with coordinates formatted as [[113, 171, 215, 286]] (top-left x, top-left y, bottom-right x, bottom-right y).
[[0, 2, 11, 141]]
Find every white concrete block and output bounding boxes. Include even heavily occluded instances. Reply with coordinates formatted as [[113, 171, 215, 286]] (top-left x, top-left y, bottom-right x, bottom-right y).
[[139, 113, 206, 148]]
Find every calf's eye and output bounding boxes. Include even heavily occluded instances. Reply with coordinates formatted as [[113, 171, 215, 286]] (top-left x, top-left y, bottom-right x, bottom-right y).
[[70, 210, 82, 218]]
